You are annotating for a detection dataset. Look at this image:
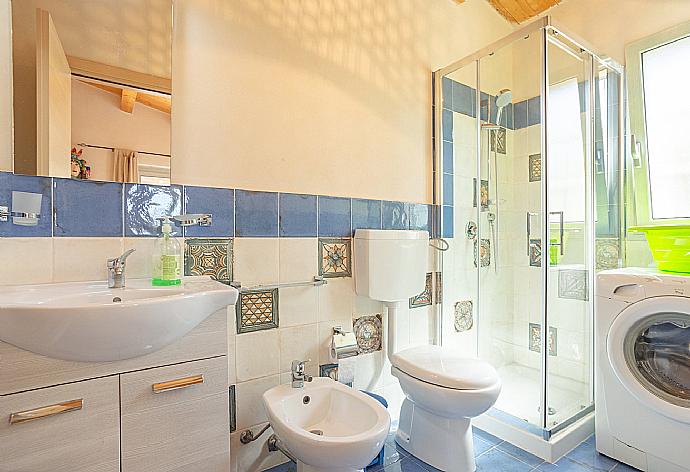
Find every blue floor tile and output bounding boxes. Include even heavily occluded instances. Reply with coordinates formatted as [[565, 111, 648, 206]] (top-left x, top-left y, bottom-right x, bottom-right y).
[[474, 436, 494, 457], [611, 463, 640, 471], [496, 441, 544, 467], [382, 456, 429, 472], [566, 440, 620, 471], [473, 426, 503, 447], [475, 448, 535, 471], [536, 456, 594, 471]]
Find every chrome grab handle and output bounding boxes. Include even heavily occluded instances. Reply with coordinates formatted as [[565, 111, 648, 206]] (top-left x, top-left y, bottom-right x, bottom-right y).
[[549, 211, 565, 256], [9, 399, 83, 425], [152, 374, 204, 394], [526, 212, 538, 256]]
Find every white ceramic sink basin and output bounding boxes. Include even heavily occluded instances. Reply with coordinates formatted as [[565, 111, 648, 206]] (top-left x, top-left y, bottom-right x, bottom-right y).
[[0, 277, 237, 362], [263, 377, 390, 472]]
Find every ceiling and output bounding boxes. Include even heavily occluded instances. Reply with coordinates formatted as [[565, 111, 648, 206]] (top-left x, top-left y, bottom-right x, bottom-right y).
[[455, 0, 562, 24]]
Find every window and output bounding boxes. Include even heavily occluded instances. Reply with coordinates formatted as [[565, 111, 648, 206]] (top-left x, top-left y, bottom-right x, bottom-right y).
[[627, 21, 690, 224], [641, 35, 690, 219]]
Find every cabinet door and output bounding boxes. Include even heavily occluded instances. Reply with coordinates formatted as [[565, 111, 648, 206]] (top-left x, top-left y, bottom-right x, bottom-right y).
[[0, 376, 120, 472], [120, 356, 229, 472]]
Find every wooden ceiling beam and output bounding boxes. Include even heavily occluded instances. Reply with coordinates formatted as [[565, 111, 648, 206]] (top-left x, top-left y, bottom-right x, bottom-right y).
[[120, 89, 137, 113], [452, 0, 561, 24]]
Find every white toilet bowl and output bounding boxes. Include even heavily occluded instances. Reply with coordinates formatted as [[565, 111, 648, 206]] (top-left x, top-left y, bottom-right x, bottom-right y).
[[391, 345, 501, 472]]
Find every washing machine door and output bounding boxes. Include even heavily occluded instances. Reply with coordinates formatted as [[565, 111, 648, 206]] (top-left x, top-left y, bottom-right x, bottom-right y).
[[607, 296, 690, 424]]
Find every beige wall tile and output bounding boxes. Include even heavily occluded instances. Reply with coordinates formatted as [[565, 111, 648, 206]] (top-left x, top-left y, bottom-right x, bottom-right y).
[[279, 286, 318, 327], [0, 238, 53, 285], [279, 238, 318, 283], [122, 237, 158, 280], [233, 238, 279, 286], [278, 324, 318, 374], [235, 329, 280, 382], [317, 277, 353, 322], [234, 375, 280, 431], [52, 237, 123, 282]]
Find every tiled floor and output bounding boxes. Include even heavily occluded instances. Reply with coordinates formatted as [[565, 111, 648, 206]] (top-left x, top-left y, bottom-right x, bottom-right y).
[[265, 429, 638, 472]]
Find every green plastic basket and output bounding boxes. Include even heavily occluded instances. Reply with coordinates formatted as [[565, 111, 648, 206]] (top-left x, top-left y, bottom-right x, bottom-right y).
[[629, 225, 690, 274]]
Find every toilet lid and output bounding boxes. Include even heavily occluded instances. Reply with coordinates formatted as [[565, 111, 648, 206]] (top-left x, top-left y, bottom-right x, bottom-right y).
[[391, 345, 499, 390]]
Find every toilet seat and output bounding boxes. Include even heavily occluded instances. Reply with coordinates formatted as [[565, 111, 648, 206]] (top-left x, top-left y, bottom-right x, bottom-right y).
[[391, 345, 499, 390]]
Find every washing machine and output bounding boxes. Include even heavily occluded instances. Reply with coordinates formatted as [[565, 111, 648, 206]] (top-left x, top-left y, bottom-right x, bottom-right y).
[[596, 268, 690, 472]]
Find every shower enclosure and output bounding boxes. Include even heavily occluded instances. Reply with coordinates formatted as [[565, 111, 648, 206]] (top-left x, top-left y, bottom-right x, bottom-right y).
[[433, 17, 623, 446]]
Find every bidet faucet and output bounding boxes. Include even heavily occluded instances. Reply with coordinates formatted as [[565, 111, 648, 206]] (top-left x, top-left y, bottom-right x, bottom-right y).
[[107, 249, 135, 288], [291, 359, 313, 388]]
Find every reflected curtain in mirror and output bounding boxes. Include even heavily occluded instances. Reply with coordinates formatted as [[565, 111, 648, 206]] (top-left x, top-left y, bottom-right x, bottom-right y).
[[113, 149, 139, 184]]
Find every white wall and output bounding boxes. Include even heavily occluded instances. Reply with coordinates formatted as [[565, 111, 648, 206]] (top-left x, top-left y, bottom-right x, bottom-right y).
[[71, 80, 171, 181], [546, 0, 690, 63], [172, 0, 512, 203]]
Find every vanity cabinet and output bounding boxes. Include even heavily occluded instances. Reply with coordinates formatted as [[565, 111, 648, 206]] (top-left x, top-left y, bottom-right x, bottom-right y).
[[0, 308, 230, 472], [0, 376, 120, 472], [120, 357, 229, 472]]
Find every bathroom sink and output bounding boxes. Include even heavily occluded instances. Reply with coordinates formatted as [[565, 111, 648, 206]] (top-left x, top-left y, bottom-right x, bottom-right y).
[[263, 377, 390, 472], [0, 277, 237, 362]]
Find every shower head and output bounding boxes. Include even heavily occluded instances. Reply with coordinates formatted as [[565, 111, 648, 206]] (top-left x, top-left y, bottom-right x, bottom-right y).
[[495, 89, 513, 109], [495, 89, 512, 126]]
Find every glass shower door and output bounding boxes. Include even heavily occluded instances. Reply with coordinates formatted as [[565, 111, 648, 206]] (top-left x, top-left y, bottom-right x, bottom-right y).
[[544, 31, 594, 430]]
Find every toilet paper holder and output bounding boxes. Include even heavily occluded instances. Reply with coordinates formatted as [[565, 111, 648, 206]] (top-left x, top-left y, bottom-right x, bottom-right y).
[[330, 326, 358, 360]]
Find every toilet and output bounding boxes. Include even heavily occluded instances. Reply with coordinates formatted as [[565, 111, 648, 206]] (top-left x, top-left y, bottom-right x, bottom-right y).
[[354, 229, 501, 472], [391, 345, 500, 472]]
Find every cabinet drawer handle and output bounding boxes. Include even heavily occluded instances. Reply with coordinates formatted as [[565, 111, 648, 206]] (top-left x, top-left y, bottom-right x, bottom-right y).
[[152, 375, 204, 394], [9, 399, 83, 425]]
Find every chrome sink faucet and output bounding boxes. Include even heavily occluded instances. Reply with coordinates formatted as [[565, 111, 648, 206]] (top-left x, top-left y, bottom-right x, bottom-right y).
[[291, 359, 313, 388], [107, 249, 135, 288]]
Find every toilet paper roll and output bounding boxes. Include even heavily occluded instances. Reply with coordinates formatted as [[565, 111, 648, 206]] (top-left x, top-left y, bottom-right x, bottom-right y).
[[329, 331, 358, 363]]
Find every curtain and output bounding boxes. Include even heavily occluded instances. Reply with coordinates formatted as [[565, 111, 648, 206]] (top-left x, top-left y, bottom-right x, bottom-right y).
[[113, 149, 139, 183]]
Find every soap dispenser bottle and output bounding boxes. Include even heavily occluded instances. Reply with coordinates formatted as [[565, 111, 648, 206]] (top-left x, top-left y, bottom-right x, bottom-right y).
[[152, 217, 182, 286]]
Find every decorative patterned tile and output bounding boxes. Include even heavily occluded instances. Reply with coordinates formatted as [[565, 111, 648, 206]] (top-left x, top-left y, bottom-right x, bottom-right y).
[[125, 183, 182, 237], [235, 189, 279, 237], [454, 300, 474, 332], [435, 272, 443, 305], [54, 178, 124, 237], [529, 238, 542, 267], [236, 289, 278, 334], [0, 172, 53, 237], [184, 238, 233, 284], [409, 272, 433, 308], [596, 239, 620, 270], [490, 128, 507, 154], [183, 186, 234, 238], [229, 385, 236, 433], [279, 193, 317, 237], [382, 201, 409, 230], [352, 198, 382, 232], [408, 203, 431, 233], [528, 323, 557, 356], [473, 178, 489, 211], [353, 314, 382, 354], [474, 238, 491, 268], [529, 154, 542, 182], [318, 196, 351, 237], [558, 269, 589, 301], [319, 238, 351, 278]]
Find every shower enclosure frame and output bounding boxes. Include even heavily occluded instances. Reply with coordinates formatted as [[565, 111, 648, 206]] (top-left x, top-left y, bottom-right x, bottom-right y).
[[432, 16, 625, 442]]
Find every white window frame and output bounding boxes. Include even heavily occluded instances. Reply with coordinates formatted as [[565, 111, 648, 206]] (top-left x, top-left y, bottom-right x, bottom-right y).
[[626, 20, 690, 226]]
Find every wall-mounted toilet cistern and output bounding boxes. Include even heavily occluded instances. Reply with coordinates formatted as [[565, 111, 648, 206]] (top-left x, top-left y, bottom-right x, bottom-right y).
[[353, 229, 430, 359]]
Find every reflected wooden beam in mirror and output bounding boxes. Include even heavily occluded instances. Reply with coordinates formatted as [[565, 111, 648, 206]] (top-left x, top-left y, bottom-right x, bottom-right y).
[[81, 81, 171, 115], [120, 89, 137, 114], [67, 56, 172, 95]]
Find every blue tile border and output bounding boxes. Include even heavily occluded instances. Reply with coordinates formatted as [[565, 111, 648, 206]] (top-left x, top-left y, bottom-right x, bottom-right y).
[[235, 189, 279, 237], [54, 178, 124, 237], [0, 175, 435, 240], [0, 172, 53, 237], [318, 196, 351, 237], [279, 193, 317, 237]]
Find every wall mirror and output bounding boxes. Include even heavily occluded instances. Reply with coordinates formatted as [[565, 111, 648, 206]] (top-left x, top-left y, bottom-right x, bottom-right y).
[[11, 0, 172, 184]]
